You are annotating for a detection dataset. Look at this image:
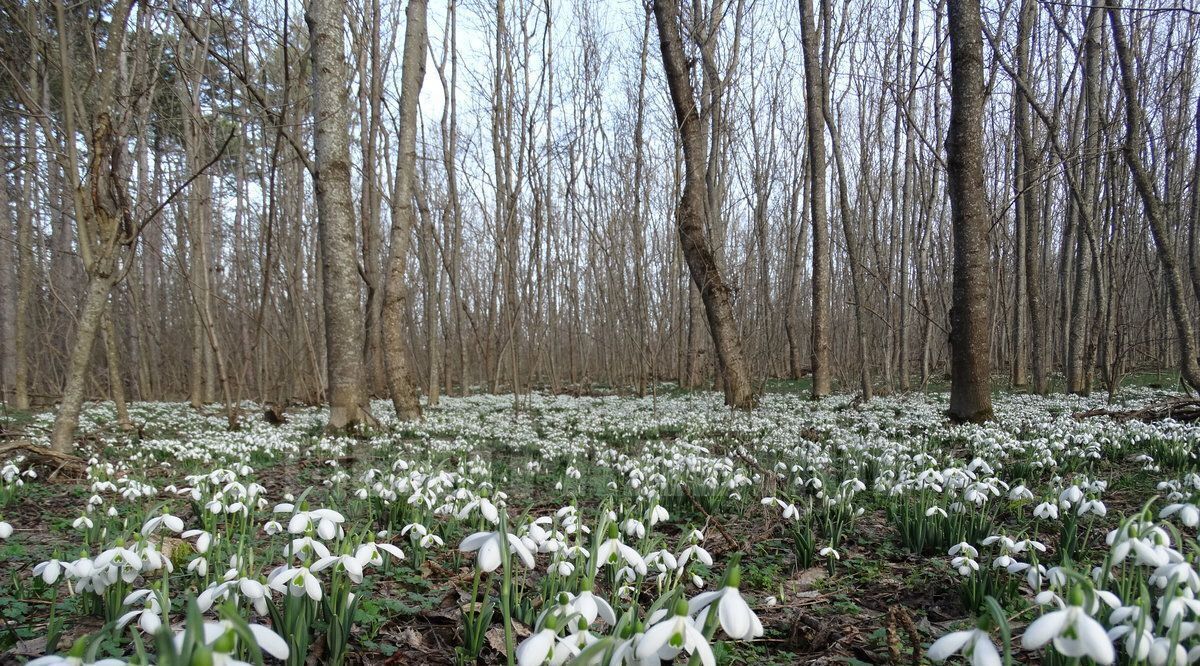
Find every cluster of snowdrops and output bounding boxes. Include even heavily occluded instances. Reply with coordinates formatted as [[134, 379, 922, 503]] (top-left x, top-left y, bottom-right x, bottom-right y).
[[0, 386, 1198, 665]]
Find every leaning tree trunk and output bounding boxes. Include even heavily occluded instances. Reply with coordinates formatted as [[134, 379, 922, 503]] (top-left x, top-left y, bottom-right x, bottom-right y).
[[307, 0, 375, 429], [652, 0, 754, 409], [946, 0, 993, 423], [799, 0, 832, 399], [381, 0, 428, 421], [1107, 1, 1200, 392]]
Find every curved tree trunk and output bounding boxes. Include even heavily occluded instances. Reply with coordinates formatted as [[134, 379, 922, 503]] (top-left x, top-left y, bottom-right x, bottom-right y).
[[652, 0, 754, 409]]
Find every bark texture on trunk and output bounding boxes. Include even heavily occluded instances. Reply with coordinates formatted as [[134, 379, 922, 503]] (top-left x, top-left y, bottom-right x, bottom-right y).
[[652, 0, 754, 409], [1108, 1, 1200, 392], [946, 0, 993, 423], [382, 0, 428, 421], [799, 0, 831, 399], [307, 0, 374, 430]]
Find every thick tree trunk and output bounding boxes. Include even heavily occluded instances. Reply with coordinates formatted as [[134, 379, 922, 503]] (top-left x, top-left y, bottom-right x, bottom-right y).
[[381, 0, 427, 421], [51, 274, 115, 451], [307, 0, 375, 429], [1107, 1, 1200, 392], [946, 0, 993, 423], [652, 0, 754, 409]]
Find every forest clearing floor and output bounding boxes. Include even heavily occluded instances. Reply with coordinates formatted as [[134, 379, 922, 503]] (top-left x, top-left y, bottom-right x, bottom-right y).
[[0, 379, 1192, 665]]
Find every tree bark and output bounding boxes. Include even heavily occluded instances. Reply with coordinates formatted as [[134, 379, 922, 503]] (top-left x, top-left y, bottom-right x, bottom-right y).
[[306, 0, 375, 429], [799, 0, 832, 399], [946, 0, 993, 423], [1107, 1, 1200, 392], [381, 0, 428, 421], [652, 0, 755, 409]]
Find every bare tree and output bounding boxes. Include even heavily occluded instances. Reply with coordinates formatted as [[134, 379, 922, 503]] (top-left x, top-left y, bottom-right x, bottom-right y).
[[946, 0, 993, 422], [382, 0, 428, 421], [652, 0, 755, 409], [306, 0, 375, 429], [1107, 0, 1200, 392]]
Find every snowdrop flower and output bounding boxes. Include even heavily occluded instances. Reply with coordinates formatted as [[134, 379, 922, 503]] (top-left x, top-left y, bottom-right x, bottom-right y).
[[268, 565, 323, 601], [688, 568, 763, 640], [1009, 484, 1034, 501], [948, 542, 979, 558], [515, 614, 572, 666], [0, 521, 12, 539], [637, 598, 715, 666], [459, 530, 535, 572], [820, 546, 840, 560], [568, 581, 617, 626], [27, 638, 127, 666], [182, 621, 289, 663], [182, 529, 212, 554], [928, 628, 1001, 666], [285, 536, 331, 561], [596, 526, 648, 575], [647, 504, 669, 526], [72, 516, 93, 531], [952, 556, 980, 577], [116, 589, 163, 634], [1161, 503, 1200, 527], [287, 508, 346, 540], [761, 497, 800, 520], [678, 543, 713, 568], [34, 559, 64, 584], [311, 554, 365, 584], [1034, 502, 1059, 520], [353, 541, 405, 567], [1022, 601, 1114, 664], [457, 495, 501, 524], [1107, 623, 1152, 661], [623, 519, 646, 540], [140, 513, 184, 537]]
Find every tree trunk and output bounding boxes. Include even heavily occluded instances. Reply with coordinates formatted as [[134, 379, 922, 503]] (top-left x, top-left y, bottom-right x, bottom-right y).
[[946, 0, 993, 423], [381, 0, 428, 421], [1107, 1, 1200, 391], [799, 0, 832, 399], [307, 0, 375, 429], [1016, 0, 1047, 395], [652, 0, 754, 409]]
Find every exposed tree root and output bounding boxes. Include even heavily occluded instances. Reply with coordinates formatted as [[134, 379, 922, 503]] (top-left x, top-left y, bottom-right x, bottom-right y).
[[0, 440, 88, 478]]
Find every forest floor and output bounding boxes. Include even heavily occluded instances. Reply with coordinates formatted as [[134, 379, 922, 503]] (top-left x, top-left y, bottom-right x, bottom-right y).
[[0, 377, 1193, 665]]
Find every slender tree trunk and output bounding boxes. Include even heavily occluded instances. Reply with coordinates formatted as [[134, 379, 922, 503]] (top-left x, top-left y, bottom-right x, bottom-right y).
[[101, 307, 131, 428], [946, 0, 993, 423], [1017, 0, 1048, 395], [1107, 1, 1200, 391], [799, 0, 831, 399], [652, 0, 754, 409]]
